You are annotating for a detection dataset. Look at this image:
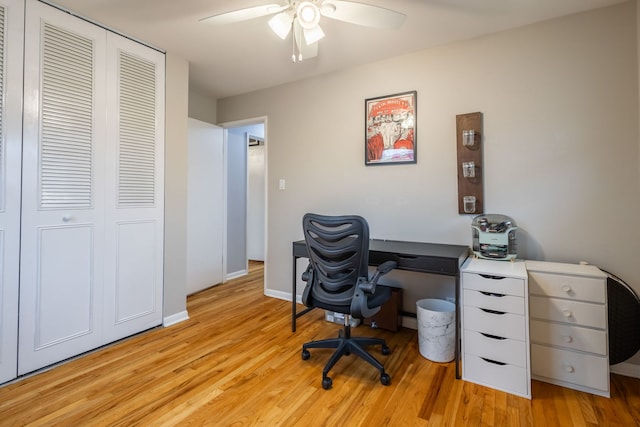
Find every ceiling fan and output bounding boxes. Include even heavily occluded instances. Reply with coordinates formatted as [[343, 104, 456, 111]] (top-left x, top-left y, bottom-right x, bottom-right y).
[[200, 1, 406, 62]]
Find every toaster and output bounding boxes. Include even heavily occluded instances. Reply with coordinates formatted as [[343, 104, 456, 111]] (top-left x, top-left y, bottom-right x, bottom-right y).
[[471, 214, 517, 260]]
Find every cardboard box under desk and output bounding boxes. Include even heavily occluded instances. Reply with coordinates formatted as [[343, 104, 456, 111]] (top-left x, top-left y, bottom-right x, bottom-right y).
[[364, 287, 402, 332]]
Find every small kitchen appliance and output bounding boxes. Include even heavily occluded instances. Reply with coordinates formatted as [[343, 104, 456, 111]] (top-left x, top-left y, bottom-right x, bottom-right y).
[[471, 214, 517, 260]]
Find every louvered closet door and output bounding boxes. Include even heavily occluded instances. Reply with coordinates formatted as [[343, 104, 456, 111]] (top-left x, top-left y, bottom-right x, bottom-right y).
[[19, 0, 107, 375], [103, 33, 164, 342], [0, 0, 23, 384]]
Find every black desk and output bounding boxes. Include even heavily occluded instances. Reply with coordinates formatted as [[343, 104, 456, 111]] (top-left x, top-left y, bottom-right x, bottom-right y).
[[291, 239, 470, 378]]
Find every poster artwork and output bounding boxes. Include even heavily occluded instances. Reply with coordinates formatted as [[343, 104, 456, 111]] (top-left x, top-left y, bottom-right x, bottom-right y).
[[365, 91, 416, 165]]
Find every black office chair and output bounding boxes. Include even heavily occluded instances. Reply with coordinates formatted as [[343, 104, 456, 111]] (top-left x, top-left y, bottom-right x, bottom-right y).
[[300, 213, 397, 390]]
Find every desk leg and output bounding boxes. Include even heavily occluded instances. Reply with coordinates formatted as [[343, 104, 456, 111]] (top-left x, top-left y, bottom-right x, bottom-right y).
[[292, 255, 297, 332], [455, 274, 461, 380], [292, 255, 315, 332]]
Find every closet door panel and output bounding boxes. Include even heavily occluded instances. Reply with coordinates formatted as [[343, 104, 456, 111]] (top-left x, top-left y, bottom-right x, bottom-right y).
[[103, 32, 164, 341], [34, 225, 94, 346], [19, 0, 106, 375], [0, 0, 23, 384]]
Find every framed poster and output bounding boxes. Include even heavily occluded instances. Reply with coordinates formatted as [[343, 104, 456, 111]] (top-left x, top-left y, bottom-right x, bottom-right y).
[[365, 90, 416, 165]]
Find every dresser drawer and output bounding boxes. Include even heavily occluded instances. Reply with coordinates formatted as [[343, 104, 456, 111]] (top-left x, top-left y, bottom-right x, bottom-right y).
[[530, 319, 607, 355], [462, 273, 524, 297], [464, 330, 527, 367], [463, 289, 525, 315], [528, 271, 605, 303], [463, 354, 529, 397], [463, 306, 525, 340], [530, 296, 606, 329], [531, 344, 609, 393]]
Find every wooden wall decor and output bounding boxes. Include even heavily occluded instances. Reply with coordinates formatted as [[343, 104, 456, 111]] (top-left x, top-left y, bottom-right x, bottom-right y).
[[456, 112, 483, 215]]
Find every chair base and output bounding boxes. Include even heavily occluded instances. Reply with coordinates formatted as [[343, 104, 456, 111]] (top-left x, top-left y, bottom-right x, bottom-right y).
[[301, 322, 391, 390]]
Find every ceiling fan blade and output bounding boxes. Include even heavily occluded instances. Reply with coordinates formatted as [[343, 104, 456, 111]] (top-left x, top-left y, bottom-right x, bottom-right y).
[[320, 0, 406, 29], [200, 4, 286, 25]]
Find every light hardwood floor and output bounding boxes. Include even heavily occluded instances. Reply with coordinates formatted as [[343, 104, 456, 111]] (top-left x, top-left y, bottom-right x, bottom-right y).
[[1, 261, 639, 426]]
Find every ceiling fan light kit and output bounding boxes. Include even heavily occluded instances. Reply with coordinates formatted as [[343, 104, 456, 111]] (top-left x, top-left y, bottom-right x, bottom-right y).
[[201, 1, 406, 61], [303, 24, 325, 45], [268, 10, 293, 39]]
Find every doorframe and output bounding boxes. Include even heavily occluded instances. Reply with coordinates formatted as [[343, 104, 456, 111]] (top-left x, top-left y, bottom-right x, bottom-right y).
[[217, 116, 268, 292]]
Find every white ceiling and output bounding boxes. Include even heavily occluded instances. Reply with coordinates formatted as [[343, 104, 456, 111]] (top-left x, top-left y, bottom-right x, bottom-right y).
[[47, 0, 627, 99]]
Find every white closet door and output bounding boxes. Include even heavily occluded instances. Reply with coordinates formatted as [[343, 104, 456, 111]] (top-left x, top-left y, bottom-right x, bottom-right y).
[[0, 0, 23, 384], [19, 0, 107, 375], [102, 33, 164, 342]]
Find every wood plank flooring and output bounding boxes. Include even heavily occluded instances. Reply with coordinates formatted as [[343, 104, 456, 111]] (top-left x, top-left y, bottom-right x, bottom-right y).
[[0, 261, 639, 426]]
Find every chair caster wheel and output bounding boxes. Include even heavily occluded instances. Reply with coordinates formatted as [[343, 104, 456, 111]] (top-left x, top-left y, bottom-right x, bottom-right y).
[[380, 373, 391, 386], [381, 345, 391, 356], [322, 376, 333, 390], [301, 349, 310, 360]]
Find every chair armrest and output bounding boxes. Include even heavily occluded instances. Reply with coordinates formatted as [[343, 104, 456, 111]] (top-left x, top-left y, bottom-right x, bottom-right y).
[[362, 260, 398, 293], [351, 279, 379, 318], [350, 261, 397, 318], [301, 264, 314, 307], [377, 260, 397, 276], [301, 264, 313, 282]]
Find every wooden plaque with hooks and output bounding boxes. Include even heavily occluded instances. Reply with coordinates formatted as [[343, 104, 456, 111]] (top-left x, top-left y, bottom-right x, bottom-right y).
[[456, 112, 483, 215]]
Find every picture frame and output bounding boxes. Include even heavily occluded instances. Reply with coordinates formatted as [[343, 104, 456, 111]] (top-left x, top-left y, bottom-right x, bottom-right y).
[[365, 90, 417, 165]]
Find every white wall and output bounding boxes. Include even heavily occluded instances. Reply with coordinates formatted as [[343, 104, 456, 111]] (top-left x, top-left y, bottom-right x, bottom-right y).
[[218, 3, 640, 365], [248, 142, 266, 261], [226, 128, 248, 276], [244, 124, 266, 261], [163, 52, 189, 322], [188, 87, 217, 124]]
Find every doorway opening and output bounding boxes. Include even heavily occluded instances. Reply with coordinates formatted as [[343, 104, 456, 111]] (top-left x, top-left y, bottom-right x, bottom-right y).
[[220, 117, 267, 283]]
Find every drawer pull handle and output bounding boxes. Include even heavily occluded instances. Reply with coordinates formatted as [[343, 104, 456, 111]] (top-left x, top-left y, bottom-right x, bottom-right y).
[[562, 335, 573, 343], [481, 357, 506, 366], [481, 333, 506, 340], [561, 284, 572, 293], [564, 365, 575, 373], [396, 254, 417, 259], [562, 310, 573, 318], [480, 274, 505, 280], [480, 308, 506, 315], [480, 291, 505, 298]]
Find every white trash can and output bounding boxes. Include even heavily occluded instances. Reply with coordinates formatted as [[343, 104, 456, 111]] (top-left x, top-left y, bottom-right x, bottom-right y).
[[416, 298, 456, 363]]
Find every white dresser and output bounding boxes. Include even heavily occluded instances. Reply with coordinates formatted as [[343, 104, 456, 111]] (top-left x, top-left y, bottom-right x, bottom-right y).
[[461, 258, 531, 399], [526, 261, 609, 397]]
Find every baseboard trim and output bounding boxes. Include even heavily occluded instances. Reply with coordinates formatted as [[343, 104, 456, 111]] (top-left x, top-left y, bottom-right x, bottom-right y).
[[226, 269, 247, 281], [610, 361, 640, 379], [163, 310, 189, 327], [265, 289, 299, 303], [402, 315, 417, 330]]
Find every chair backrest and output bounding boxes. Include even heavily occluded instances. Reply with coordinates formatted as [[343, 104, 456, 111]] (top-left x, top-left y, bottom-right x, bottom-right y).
[[302, 213, 370, 308]]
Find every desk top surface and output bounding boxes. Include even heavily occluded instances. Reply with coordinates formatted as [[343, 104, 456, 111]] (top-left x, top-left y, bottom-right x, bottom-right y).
[[293, 239, 469, 259], [368, 239, 469, 259]]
